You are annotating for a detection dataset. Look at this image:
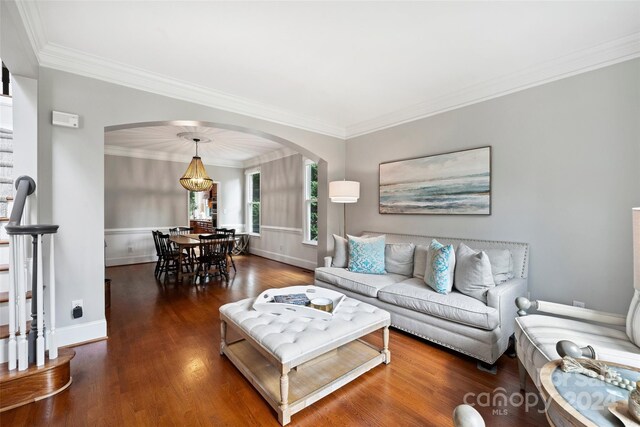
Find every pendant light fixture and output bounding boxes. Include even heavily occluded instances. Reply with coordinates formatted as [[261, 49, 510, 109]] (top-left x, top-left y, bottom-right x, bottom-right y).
[[179, 137, 213, 192]]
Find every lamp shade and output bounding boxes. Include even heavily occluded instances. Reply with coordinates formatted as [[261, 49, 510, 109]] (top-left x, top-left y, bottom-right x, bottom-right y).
[[180, 156, 213, 192], [634, 208, 640, 290], [329, 180, 360, 203]]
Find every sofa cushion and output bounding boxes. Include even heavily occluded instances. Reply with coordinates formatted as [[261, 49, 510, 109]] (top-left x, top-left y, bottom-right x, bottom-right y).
[[454, 243, 495, 303], [314, 267, 406, 297], [348, 234, 386, 274], [385, 243, 415, 276], [378, 278, 499, 330], [424, 240, 455, 294], [331, 234, 348, 268]]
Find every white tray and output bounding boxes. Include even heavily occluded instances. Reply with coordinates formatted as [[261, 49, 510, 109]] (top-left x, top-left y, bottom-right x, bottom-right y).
[[252, 286, 346, 319]]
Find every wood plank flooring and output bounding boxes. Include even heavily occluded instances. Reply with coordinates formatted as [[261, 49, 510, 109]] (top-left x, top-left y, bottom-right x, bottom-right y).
[[0, 255, 548, 426]]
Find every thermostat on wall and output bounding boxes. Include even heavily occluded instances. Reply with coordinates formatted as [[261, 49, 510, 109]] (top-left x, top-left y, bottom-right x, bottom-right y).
[[52, 111, 79, 128]]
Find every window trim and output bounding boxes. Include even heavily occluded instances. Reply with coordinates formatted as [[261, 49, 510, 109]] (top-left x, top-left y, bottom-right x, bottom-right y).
[[245, 168, 261, 236], [302, 159, 318, 245]]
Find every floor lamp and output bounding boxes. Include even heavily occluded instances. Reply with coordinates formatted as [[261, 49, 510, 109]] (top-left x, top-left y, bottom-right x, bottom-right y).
[[329, 180, 360, 237]]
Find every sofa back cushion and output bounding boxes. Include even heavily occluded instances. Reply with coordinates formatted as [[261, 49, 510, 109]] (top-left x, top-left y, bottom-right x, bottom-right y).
[[385, 243, 415, 276], [483, 249, 514, 284], [413, 244, 429, 279]]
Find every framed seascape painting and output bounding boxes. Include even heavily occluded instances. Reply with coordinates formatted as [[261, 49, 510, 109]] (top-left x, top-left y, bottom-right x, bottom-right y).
[[379, 146, 491, 215]]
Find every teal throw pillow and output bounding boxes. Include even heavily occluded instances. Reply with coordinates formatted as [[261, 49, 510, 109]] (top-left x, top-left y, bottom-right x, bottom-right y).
[[424, 239, 456, 294], [347, 235, 386, 274]]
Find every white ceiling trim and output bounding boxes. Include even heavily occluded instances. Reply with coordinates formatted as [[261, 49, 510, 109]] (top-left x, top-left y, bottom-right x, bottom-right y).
[[346, 31, 640, 138], [16, 1, 640, 140], [104, 145, 244, 168]]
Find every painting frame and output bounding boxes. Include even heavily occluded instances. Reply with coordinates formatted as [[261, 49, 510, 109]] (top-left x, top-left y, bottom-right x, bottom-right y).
[[379, 146, 491, 215]]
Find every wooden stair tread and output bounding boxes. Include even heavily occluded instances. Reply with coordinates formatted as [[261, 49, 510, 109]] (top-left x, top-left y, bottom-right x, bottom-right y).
[[0, 240, 8, 245], [0, 264, 8, 272], [0, 217, 8, 222], [0, 321, 31, 340], [5, 196, 13, 201], [0, 348, 75, 381], [0, 291, 32, 303], [0, 348, 75, 412]]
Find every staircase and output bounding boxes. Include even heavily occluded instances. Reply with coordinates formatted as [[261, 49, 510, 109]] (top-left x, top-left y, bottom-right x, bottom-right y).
[[0, 132, 74, 411]]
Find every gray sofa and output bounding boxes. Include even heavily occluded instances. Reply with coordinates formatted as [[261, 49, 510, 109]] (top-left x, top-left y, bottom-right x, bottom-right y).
[[314, 231, 529, 364]]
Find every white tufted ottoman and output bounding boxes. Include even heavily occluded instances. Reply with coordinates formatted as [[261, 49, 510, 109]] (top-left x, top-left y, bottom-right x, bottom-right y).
[[219, 296, 391, 425]]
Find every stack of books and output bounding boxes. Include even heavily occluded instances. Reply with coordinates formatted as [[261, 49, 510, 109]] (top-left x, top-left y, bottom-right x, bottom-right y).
[[272, 294, 311, 306]]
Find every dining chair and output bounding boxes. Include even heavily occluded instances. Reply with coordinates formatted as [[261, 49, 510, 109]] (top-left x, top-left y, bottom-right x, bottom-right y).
[[217, 228, 237, 272], [157, 232, 180, 281], [194, 234, 229, 283], [151, 230, 163, 279]]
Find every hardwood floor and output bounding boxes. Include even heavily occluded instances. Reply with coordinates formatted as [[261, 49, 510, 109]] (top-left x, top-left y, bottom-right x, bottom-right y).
[[1, 255, 547, 426]]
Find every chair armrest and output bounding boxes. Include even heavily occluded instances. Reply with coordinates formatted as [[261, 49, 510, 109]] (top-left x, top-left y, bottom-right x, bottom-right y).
[[487, 278, 527, 337], [324, 256, 332, 268], [515, 297, 626, 326]]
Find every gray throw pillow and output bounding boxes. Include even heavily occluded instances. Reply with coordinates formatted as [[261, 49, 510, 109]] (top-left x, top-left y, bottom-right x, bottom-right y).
[[385, 243, 415, 276], [331, 234, 348, 268], [454, 243, 495, 303], [484, 248, 514, 284], [412, 244, 429, 279]]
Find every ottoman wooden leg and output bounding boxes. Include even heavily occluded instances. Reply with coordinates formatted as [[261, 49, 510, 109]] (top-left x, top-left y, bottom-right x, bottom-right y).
[[382, 326, 391, 364], [220, 320, 227, 356], [279, 366, 291, 425]]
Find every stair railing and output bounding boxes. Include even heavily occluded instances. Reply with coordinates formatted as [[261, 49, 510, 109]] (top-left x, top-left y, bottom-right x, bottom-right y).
[[5, 176, 59, 371]]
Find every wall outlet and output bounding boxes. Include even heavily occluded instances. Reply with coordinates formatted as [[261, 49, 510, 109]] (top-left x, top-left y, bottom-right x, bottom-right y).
[[72, 299, 83, 319], [572, 300, 586, 308]]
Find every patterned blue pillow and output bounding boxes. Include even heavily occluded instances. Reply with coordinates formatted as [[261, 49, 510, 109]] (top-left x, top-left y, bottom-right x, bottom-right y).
[[425, 239, 456, 294], [348, 235, 386, 274]]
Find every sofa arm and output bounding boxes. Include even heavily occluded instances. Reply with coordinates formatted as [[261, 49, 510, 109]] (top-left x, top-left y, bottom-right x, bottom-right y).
[[487, 278, 527, 337], [324, 256, 333, 268], [515, 297, 626, 326]]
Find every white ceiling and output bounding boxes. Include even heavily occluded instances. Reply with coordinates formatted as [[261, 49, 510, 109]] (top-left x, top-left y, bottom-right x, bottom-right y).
[[104, 124, 291, 168], [16, 1, 640, 138]]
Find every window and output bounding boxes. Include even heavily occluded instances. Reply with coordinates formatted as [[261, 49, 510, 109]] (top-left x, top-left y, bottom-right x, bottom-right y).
[[246, 169, 260, 234], [303, 160, 318, 244]]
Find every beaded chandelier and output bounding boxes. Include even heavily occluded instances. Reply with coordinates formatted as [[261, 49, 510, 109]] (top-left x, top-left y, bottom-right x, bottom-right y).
[[179, 138, 213, 192]]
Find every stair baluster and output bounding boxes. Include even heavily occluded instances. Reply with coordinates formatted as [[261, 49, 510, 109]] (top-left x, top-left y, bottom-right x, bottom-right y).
[[17, 234, 28, 371], [48, 234, 57, 359], [7, 233, 16, 370]]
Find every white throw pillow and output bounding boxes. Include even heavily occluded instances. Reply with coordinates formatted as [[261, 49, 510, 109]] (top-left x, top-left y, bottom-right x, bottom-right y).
[[385, 243, 415, 276], [331, 234, 348, 268], [454, 243, 495, 303]]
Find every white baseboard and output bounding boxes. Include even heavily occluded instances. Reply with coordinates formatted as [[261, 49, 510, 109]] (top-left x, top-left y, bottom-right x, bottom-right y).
[[0, 319, 107, 363], [250, 248, 316, 270], [106, 254, 156, 266], [55, 319, 108, 348]]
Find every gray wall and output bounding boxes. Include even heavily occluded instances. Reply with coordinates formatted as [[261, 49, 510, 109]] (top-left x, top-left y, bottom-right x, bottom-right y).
[[248, 154, 318, 269], [346, 59, 640, 314], [104, 155, 244, 229]]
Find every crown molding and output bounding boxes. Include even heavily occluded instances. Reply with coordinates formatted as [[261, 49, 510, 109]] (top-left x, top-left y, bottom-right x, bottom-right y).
[[346, 32, 640, 138], [15, 1, 640, 141], [104, 145, 244, 168]]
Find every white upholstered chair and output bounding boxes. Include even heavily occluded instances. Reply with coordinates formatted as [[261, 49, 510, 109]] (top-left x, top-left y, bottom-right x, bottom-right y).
[[514, 208, 640, 391]]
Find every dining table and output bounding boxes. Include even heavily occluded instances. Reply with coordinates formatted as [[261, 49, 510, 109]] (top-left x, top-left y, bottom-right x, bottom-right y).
[[169, 233, 234, 282]]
